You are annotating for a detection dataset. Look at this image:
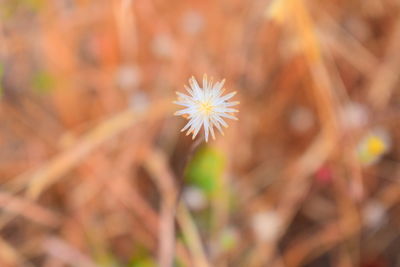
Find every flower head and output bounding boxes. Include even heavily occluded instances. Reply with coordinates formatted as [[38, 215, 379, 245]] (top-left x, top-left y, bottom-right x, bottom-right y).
[[358, 129, 390, 165], [174, 75, 239, 142]]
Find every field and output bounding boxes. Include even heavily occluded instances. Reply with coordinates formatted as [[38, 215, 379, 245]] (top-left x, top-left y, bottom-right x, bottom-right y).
[[1, 0, 400, 266]]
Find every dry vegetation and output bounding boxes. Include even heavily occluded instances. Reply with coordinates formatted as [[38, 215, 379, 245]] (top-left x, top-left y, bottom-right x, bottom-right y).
[[1, 0, 400, 266]]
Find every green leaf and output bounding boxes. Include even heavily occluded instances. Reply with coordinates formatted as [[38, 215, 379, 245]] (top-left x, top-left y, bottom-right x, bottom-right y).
[[94, 253, 120, 267], [128, 248, 156, 267], [185, 146, 225, 195], [32, 71, 55, 94], [220, 227, 238, 251], [23, 0, 44, 11], [128, 258, 155, 267], [1, 0, 44, 20]]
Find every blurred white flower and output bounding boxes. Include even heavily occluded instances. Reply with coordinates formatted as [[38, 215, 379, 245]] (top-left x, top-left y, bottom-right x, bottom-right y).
[[174, 75, 239, 142], [340, 102, 369, 130], [182, 186, 207, 211], [116, 64, 140, 90], [182, 11, 204, 35], [289, 106, 314, 133], [363, 200, 386, 229], [152, 33, 173, 58], [129, 92, 149, 112], [251, 211, 282, 242]]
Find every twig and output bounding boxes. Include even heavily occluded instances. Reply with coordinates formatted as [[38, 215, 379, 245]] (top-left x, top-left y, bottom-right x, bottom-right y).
[[177, 202, 210, 267], [3, 99, 173, 199]]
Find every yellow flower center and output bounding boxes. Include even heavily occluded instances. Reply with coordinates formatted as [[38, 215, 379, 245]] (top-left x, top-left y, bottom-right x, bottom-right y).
[[199, 101, 213, 115], [366, 136, 386, 156]]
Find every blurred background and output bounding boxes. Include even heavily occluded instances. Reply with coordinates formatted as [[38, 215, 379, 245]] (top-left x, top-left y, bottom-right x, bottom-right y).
[[1, 0, 400, 266]]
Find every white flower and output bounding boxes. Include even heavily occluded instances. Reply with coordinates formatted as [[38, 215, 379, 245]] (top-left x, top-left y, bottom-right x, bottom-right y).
[[182, 186, 207, 211], [174, 75, 239, 142], [251, 211, 282, 242], [363, 200, 387, 229]]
